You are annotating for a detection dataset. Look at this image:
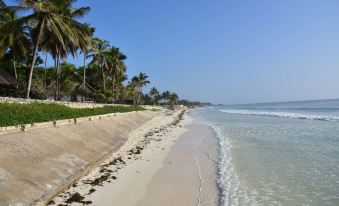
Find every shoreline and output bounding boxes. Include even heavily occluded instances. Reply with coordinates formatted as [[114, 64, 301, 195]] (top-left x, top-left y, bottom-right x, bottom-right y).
[[50, 108, 190, 205], [51, 109, 219, 206], [137, 120, 219, 206]]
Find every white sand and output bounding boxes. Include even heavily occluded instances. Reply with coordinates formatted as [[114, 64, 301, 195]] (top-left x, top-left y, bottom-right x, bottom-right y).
[[51, 108, 192, 205]]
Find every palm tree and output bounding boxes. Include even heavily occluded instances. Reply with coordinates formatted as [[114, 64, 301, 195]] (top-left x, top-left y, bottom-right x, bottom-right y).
[[89, 38, 110, 90], [130, 72, 150, 105], [0, 7, 30, 84], [1, 0, 91, 98], [149, 87, 160, 106], [38, 1, 91, 99], [169, 92, 179, 105], [106, 46, 126, 100], [137, 72, 150, 90], [128, 77, 138, 105], [81, 24, 95, 87], [161, 90, 171, 104], [114, 68, 128, 102]]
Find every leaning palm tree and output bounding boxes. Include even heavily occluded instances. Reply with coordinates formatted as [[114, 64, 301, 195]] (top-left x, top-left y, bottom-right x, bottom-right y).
[[1, 0, 91, 98]]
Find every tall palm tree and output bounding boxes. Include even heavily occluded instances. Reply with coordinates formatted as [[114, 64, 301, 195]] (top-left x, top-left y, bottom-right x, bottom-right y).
[[149, 86, 160, 106], [38, 1, 91, 99], [0, 7, 30, 82], [169, 92, 179, 105], [114, 67, 128, 101], [130, 72, 150, 105], [128, 77, 139, 105], [89, 38, 110, 90], [80, 24, 95, 87], [106, 46, 126, 100], [1, 0, 91, 98], [161, 90, 171, 104]]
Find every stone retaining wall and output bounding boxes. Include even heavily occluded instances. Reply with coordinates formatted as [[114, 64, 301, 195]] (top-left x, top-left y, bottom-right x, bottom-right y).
[[0, 113, 123, 135], [0, 97, 129, 108]]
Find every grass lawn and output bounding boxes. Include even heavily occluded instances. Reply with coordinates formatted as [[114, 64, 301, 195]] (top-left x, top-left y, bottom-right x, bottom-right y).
[[0, 103, 144, 127]]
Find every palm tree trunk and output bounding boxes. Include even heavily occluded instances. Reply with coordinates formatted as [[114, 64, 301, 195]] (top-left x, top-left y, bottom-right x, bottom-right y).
[[133, 90, 136, 105], [112, 65, 118, 101], [101, 63, 106, 90], [54, 57, 57, 100], [13, 53, 17, 80], [13, 53, 19, 97], [83, 52, 86, 85], [44, 52, 47, 87], [26, 20, 45, 99], [56, 51, 60, 100]]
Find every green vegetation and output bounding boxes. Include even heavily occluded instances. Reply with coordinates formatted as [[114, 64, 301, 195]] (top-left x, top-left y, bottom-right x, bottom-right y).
[[0, 103, 143, 127], [0, 0, 183, 106]]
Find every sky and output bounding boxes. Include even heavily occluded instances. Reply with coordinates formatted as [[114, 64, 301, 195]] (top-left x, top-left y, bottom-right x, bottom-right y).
[[7, 0, 339, 104]]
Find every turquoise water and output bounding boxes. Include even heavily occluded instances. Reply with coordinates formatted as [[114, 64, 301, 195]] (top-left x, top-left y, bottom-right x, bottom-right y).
[[194, 99, 339, 206]]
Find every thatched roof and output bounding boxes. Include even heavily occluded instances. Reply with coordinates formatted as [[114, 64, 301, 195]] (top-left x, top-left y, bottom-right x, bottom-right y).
[[77, 82, 96, 94], [0, 68, 17, 85]]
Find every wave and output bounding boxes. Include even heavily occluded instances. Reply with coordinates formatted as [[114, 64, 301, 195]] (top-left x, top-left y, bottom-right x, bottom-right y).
[[219, 110, 339, 122], [204, 122, 257, 206]]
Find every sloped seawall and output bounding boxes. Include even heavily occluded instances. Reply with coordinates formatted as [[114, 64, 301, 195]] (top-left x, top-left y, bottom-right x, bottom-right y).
[[0, 111, 155, 205]]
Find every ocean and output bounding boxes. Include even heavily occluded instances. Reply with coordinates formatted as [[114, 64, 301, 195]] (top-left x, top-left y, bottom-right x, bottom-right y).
[[192, 99, 339, 206]]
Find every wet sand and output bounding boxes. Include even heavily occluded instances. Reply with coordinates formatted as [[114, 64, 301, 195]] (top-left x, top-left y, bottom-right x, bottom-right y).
[[137, 123, 219, 206]]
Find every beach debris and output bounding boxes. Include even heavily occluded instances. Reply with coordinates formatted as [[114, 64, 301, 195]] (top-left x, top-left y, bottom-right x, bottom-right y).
[[51, 109, 186, 205], [88, 188, 96, 195], [82, 172, 111, 186], [46, 200, 55, 205], [64, 192, 92, 205]]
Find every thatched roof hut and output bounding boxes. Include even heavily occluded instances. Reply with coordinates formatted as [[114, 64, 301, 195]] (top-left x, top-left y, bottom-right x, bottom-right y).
[[0, 68, 17, 86], [77, 82, 96, 94]]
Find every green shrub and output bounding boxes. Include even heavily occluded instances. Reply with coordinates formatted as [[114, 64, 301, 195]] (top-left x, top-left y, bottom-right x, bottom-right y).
[[0, 103, 144, 127]]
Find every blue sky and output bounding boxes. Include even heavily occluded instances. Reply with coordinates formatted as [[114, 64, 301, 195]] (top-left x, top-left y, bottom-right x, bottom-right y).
[[7, 0, 339, 104]]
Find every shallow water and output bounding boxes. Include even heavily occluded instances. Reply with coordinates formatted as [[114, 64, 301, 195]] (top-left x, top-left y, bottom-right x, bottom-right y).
[[192, 99, 339, 206]]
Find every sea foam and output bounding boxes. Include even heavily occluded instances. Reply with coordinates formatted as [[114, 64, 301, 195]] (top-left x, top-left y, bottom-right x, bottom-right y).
[[219, 110, 339, 122], [205, 122, 257, 206]]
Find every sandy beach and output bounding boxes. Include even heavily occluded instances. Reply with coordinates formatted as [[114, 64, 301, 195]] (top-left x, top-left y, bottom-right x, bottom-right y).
[[50, 108, 219, 206]]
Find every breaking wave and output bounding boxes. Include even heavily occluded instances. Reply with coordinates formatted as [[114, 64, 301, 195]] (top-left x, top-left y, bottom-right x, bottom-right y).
[[219, 109, 339, 122]]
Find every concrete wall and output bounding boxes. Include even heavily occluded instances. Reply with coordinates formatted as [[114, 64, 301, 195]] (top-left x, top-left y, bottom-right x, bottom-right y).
[[0, 110, 156, 206]]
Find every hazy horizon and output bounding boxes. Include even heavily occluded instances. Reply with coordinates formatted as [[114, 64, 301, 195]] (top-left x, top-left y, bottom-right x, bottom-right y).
[[220, 97, 339, 106], [6, 0, 339, 104]]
